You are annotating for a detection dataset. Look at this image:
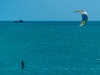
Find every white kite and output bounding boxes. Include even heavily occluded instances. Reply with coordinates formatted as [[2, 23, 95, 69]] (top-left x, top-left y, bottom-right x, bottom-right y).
[[74, 10, 88, 26]]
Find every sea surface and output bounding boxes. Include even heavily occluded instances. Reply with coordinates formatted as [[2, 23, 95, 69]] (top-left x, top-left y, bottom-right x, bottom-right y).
[[0, 21, 100, 75]]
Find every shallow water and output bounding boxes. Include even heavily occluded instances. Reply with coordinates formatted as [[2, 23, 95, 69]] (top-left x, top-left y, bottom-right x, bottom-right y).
[[0, 21, 100, 75]]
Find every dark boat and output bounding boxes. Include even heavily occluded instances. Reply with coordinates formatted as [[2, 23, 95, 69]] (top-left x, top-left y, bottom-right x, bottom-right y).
[[14, 19, 24, 23]]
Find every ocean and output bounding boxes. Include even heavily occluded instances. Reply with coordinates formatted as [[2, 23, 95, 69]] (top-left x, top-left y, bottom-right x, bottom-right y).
[[0, 21, 100, 75]]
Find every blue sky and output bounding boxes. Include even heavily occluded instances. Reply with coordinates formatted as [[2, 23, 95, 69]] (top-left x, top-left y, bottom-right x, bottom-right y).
[[0, 0, 99, 21]]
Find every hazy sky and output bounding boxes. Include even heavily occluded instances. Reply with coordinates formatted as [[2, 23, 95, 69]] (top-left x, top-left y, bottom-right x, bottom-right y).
[[0, 0, 99, 21]]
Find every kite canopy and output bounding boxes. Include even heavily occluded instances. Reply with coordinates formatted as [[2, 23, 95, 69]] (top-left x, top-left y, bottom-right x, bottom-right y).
[[74, 10, 88, 26]]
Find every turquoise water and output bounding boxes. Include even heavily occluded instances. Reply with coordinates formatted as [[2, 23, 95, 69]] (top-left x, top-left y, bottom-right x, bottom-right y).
[[0, 21, 100, 75]]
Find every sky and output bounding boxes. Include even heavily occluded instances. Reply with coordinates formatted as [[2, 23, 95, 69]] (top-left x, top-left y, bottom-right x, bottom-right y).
[[0, 0, 100, 21]]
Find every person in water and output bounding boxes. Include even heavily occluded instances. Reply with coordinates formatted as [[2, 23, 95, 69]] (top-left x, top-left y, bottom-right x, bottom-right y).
[[21, 61, 25, 68]]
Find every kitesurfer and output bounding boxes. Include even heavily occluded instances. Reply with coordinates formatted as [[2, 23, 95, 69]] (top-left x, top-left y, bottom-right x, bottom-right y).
[[21, 61, 25, 69]]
